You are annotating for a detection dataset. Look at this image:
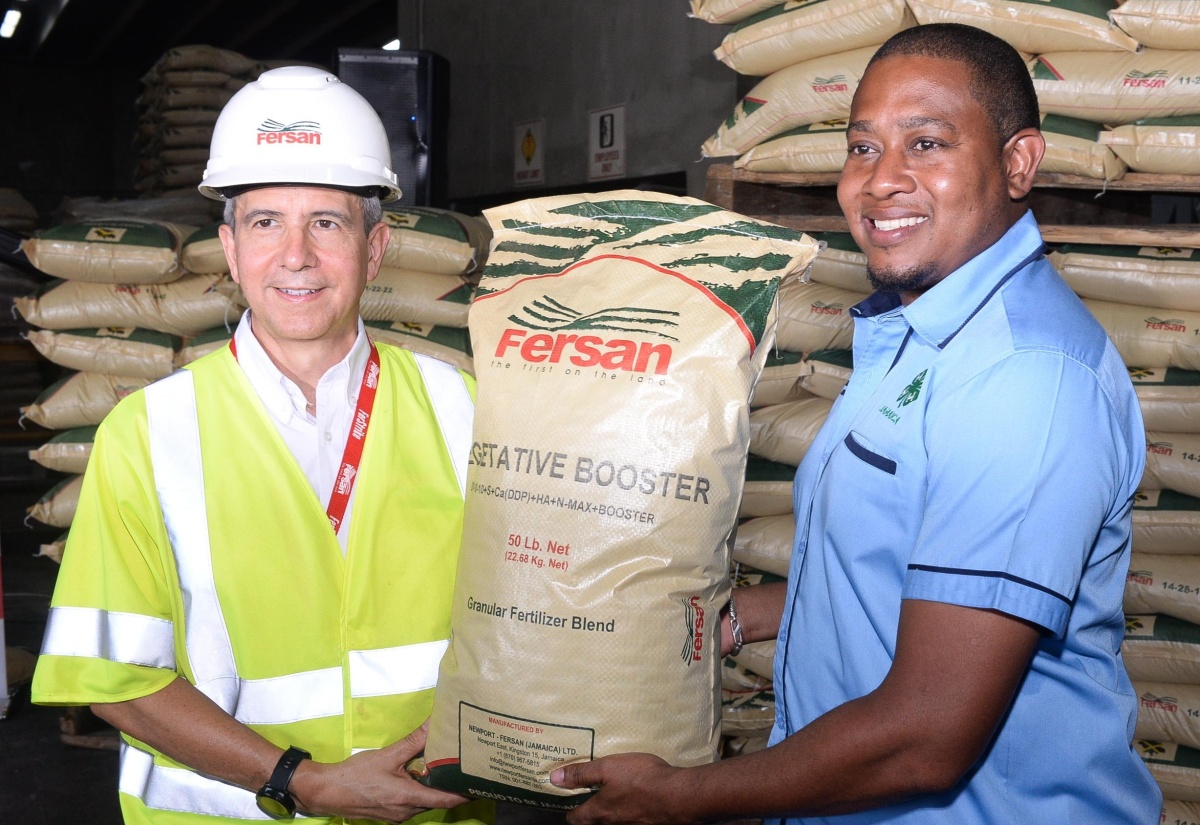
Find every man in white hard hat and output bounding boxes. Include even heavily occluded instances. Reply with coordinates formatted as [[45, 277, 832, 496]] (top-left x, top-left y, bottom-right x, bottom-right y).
[[32, 66, 491, 825]]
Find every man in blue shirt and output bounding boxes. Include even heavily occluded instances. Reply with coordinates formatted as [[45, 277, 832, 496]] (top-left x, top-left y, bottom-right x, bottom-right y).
[[551, 23, 1160, 824]]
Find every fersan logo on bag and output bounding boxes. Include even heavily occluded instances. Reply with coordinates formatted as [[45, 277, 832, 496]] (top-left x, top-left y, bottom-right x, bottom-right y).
[[1140, 692, 1179, 713], [1147, 440, 1174, 456], [680, 596, 705, 665], [810, 301, 844, 316], [812, 74, 849, 94], [1144, 315, 1187, 332], [1128, 568, 1155, 586], [257, 119, 322, 145], [1123, 70, 1168, 89], [493, 295, 680, 375]]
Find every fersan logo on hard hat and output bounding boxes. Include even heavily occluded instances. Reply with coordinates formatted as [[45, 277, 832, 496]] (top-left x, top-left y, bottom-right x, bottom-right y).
[[493, 295, 680, 375], [257, 119, 322, 145]]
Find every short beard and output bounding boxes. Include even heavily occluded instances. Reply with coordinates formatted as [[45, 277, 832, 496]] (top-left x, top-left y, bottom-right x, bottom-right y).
[[866, 263, 939, 295]]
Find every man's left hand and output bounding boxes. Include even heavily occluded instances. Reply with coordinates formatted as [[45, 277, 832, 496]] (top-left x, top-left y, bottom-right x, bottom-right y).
[[551, 753, 690, 825]]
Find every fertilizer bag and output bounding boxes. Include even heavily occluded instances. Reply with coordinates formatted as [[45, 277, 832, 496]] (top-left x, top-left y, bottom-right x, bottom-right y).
[[417, 190, 818, 807]]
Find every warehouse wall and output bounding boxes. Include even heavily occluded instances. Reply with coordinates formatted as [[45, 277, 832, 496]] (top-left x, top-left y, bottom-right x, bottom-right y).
[[0, 2, 737, 218], [396, 0, 736, 203]]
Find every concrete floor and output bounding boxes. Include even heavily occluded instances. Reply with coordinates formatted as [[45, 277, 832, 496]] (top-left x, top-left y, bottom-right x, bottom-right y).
[[2, 539, 125, 824]]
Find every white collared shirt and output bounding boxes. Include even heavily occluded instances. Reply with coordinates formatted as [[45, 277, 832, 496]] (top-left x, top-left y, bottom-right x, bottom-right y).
[[231, 310, 370, 553]]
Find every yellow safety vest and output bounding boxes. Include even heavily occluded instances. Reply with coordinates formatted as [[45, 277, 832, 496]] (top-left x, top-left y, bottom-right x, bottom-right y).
[[33, 344, 490, 825]]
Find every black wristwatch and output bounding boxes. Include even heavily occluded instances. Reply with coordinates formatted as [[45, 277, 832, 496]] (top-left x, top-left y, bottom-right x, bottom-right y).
[[255, 746, 311, 819]]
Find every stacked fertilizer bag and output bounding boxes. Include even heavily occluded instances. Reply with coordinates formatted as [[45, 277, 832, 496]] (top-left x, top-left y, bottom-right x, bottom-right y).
[[0, 188, 39, 234], [134, 46, 262, 199], [695, 0, 1200, 182], [652, 217, 871, 758], [409, 189, 819, 808], [1, 229, 70, 564], [900, 0, 1200, 182], [58, 191, 222, 232], [1092, 0, 1200, 182], [1093, 0, 1200, 179], [357, 206, 489, 375], [1110, 242, 1200, 814], [726, 229, 869, 756], [693, 0, 913, 169], [199, 204, 490, 376], [133, 45, 260, 199], [735, 232, 865, 704], [133, 46, 336, 200], [743, 230, 866, 520], [13, 214, 243, 555]]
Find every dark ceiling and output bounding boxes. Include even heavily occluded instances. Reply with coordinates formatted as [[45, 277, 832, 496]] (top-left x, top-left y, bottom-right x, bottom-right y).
[[0, 0, 401, 75]]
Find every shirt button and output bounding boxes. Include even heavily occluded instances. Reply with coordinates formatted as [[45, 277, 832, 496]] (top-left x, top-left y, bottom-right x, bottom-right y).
[[325, 432, 333, 442]]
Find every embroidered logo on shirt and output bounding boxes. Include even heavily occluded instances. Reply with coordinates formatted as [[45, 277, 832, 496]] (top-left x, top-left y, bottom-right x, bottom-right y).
[[896, 369, 927, 407]]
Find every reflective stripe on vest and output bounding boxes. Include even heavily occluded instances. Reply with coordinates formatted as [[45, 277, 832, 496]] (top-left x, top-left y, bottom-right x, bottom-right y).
[[349, 639, 449, 697], [120, 741, 276, 820], [41, 606, 175, 668], [147, 368, 240, 714], [120, 353, 473, 816], [413, 353, 472, 497]]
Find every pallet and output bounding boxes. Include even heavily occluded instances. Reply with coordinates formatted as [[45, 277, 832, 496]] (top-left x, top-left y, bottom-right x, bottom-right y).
[[705, 164, 1200, 248]]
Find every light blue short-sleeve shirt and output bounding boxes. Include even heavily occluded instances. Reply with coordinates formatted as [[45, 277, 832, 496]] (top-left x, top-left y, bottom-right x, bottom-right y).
[[768, 212, 1160, 824]]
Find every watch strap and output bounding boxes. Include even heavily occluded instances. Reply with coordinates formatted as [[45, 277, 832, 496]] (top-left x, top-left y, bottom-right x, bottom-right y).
[[256, 746, 310, 819]]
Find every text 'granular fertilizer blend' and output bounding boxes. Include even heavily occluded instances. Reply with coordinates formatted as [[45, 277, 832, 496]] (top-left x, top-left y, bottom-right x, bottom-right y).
[[414, 190, 818, 808]]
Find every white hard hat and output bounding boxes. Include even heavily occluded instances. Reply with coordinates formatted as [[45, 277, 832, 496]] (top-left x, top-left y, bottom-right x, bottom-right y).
[[199, 66, 402, 202]]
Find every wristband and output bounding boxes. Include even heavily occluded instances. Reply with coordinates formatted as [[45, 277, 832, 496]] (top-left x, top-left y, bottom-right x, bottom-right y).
[[727, 592, 745, 657], [255, 746, 310, 819]]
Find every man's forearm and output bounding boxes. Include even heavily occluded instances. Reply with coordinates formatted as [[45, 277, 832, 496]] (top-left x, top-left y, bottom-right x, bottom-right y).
[[559, 600, 1042, 825], [91, 676, 282, 792], [92, 677, 475, 820], [731, 580, 787, 645]]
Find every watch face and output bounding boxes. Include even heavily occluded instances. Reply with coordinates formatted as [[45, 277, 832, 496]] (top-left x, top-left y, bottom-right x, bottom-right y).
[[256, 793, 293, 820]]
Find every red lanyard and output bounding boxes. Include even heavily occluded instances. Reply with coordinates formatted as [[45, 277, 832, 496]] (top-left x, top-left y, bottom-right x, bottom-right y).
[[229, 337, 381, 533]]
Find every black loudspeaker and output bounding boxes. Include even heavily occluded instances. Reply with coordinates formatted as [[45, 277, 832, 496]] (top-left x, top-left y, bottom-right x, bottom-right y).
[[336, 48, 449, 208]]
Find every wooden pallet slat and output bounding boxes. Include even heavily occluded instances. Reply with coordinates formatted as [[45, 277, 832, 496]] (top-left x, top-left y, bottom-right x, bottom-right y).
[[706, 164, 1200, 248], [711, 163, 1200, 195]]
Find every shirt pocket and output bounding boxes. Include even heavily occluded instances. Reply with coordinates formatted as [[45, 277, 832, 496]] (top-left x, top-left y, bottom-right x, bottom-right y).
[[843, 430, 897, 476]]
